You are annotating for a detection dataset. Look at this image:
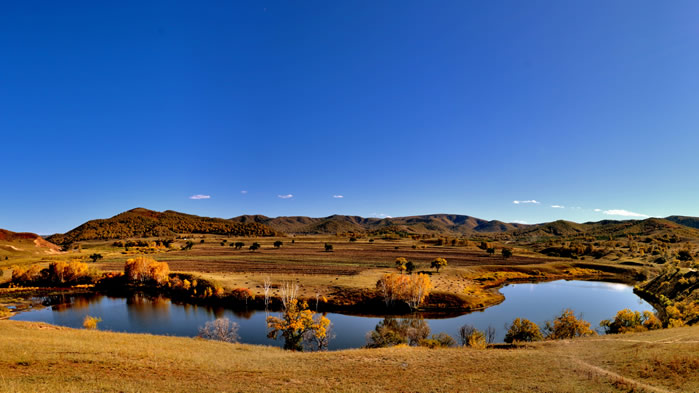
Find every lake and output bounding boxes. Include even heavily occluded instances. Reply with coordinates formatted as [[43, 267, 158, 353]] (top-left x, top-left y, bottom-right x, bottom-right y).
[[11, 280, 655, 349]]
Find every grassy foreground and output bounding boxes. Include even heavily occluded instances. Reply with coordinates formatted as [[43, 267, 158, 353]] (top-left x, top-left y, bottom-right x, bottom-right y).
[[0, 321, 696, 392]]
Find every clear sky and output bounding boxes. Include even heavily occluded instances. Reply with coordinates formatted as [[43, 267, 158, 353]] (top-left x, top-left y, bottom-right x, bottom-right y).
[[2, 1, 699, 234]]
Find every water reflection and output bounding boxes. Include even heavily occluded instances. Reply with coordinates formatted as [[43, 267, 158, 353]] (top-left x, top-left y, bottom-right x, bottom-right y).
[[13, 280, 656, 350]]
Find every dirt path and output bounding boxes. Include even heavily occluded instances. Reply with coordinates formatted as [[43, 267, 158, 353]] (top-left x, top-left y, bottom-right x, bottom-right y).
[[571, 357, 676, 393]]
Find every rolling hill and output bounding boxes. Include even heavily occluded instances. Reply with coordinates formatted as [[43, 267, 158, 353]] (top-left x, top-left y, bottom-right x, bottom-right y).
[[44, 207, 699, 244], [45, 208, 279, 245], [0, 229, 62, 256]]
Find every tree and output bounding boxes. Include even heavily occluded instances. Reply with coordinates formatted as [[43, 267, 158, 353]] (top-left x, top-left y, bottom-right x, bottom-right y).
[[486, 247, 496, 257], [376, 273, 432, 310], [266, 299, 331, 351], [395, 257, 408, 274], [274, 240, 283, 249], [249, 242, 261, 252], [501, 248, 512, 259], [544, 309, 597, 340], [324, 243, 333, 252], [89, 253, 103, 263], [430, 257, 447, 273], [198, 318, 239, 343], [349, 237, 357, 242], [405, 261, 416, 274], [365, 317, 430, 348], [182, 241, 194, 251], [600, 309, 662, 334], [124, 256, 170, 285], [234, 241, 245, 250], [504, 318, 543, 343]]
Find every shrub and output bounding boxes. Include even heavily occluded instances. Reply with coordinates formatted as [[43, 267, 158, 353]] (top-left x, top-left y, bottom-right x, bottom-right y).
[[421, 333, 456, 348], [365, 317, 430, 348], [82, 316, 102, 330], [600, 309, 662, 334], [11, 265, 43, 285], [198, 317, 239, 343], [458, 324, 489, 348], [324, 243, 333, 252], [544, 309, 597, 340], [504, 318, 543, 343]]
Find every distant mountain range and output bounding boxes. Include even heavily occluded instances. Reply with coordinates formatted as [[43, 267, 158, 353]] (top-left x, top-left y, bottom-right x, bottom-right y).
[[39, 208, 699, 245]]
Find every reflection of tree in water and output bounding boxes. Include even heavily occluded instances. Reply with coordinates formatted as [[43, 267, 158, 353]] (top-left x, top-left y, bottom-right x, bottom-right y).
[[126, 294, 171, 325], [46, 294, 104, 312], [365, 316, 430, 348]]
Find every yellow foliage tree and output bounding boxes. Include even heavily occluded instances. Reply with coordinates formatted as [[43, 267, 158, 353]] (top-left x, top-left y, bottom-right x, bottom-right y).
[[376, 273, 432, 310], [430, 257, 447, 273], [267, 299, 331, 351], [544, 309, 597, 339], [124, 256, 170, 285]]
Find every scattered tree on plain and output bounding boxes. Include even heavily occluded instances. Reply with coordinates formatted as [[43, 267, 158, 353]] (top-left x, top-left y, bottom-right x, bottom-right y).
[[544, 309, 596, 339], [431, 257, 447, 273], [89, 253, 103, 263]]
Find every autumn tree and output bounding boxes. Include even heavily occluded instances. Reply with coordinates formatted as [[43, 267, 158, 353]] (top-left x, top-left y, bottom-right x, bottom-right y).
[[376, 273, 432, 310], [266, 299, 331, 351], [600, 309, 662, 334], [395, 257, 408, 274], [544, 309, 597, 339], [124, 256, 170, 285], [504, 318, 543, 343], [430, 257, 447, 273]]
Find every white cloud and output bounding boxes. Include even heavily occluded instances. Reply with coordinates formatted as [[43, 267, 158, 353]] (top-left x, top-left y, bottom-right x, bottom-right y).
[[189, 195, 211, 200], [277, 194, 293, 199], [240, 190, 248, 195], [512, 220, 528, 224], [603, 209, 649, 218], [371, 213, 392, 218], [550, 205, 564, 209], [593, 209, 602, 212], [333, 195, 344, 199], [513, 200, 540, 205]]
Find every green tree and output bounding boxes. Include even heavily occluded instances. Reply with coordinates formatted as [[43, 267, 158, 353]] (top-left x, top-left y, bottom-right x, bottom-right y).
[[324, 243, 333, 252], [274, 240, 283, 249], [486, 247, 496, 257], [89, 253, 103, 263], [249, 242, 261, 252], [234, 241, 245, 250], [501, 248, 512, 259]]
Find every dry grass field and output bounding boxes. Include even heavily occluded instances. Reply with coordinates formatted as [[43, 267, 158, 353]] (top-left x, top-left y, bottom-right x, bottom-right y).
[[0, 320, 696, 392]]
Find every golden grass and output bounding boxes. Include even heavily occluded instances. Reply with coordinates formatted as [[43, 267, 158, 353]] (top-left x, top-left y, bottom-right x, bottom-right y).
[[0, 320, 696, 392]]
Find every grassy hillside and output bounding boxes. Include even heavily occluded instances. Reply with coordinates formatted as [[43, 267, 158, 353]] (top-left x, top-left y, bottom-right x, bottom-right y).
[[0, 320, 696, 392], [0, 229, 61, 260], [46, 208, 279, 245]]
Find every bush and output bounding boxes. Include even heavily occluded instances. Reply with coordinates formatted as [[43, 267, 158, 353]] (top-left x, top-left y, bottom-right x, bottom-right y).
[[504, 318, 543, 343], [365, 317, 430, 348], [421, 333, 456, 348], [82, 316, 102, 330], [600, 309, 662, 334], [198, 317, 239, 343], [458, 324, 489, 348], [544, 309, 596, 340]]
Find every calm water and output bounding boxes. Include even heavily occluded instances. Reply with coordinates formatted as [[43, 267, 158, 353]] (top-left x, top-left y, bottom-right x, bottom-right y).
[[12, 280, 654, 349]]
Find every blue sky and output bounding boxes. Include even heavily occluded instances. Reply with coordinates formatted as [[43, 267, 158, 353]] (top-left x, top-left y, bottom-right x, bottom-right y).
[[2, 1, 699, 234]]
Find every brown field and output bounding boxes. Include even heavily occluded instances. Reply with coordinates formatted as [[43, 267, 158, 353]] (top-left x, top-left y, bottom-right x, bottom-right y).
[[0, 320, 696, 392]]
